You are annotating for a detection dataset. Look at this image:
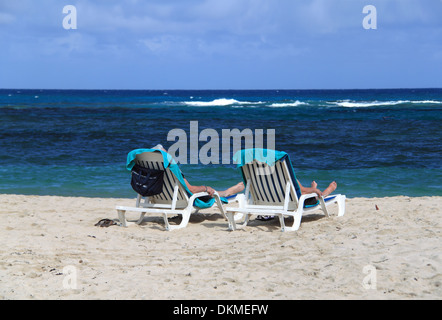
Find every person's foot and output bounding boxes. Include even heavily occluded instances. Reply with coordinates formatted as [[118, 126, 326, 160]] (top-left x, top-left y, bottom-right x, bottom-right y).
[[322, 181, 337, 197], [311, 181, 318, 189], [232, 182, 245, 194]]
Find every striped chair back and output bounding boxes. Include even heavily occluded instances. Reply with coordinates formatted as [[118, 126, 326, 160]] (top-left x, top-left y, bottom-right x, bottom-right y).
[[240, 157, 300, 210], [134, 152, 189, 208]]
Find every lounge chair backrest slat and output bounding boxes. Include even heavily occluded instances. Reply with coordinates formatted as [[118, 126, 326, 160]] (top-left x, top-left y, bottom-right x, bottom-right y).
[[277, 161, 295, 202], [255, 162, 271, 202], [244, 162, 263, 202]]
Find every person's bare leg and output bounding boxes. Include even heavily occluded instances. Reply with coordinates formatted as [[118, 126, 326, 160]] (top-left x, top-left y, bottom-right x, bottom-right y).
[[322, 181, 337, 197], [217, 182, 244, 197]]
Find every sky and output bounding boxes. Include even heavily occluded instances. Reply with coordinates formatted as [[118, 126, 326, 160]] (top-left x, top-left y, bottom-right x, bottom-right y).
[[0, 0, 441, 90]]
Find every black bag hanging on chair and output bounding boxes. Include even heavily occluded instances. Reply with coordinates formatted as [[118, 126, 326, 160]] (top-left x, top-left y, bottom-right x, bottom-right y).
[[130, 164, 164, 196]]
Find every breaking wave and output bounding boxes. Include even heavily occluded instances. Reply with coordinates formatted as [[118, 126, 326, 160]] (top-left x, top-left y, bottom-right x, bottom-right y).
[[269, 101, 307, 107], [183, 98, 253, 107], [329, 100, 442, 108]]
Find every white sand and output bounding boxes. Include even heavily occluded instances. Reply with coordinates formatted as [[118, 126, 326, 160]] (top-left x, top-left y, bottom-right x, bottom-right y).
[[0, 194, 440, 300]]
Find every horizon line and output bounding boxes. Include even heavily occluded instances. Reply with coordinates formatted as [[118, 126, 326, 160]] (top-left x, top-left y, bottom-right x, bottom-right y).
[[1, 87, 441, 91]]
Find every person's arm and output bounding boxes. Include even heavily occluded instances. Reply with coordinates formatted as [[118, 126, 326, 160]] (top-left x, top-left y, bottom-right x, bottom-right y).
[[184, 178, 215, 196]]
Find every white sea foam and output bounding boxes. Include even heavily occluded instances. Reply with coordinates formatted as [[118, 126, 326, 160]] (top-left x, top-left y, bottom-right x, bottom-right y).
[[183, 98, 254, 107], [269, 101, 307, 107], [411, 100, 442, 104], [329, 99, 442, 108], [183, 98, 441, 108], [330, 100, 409, 107]]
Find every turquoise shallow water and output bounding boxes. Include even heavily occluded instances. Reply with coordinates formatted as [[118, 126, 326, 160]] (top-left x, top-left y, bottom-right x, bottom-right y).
[[0, 88, 441, 198]]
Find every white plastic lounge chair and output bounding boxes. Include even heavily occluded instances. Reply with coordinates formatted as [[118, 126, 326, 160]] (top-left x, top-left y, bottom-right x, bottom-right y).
[[226, 149, 346, 232], [116, 149, 228, 231]]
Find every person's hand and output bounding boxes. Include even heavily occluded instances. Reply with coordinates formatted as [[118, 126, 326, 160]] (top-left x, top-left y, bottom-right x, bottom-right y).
[[206, 186, 216, 196], [313, 188, 322, 197]]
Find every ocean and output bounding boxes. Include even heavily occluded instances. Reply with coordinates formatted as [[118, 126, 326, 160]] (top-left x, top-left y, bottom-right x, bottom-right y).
[[0, 88, 441, 198]]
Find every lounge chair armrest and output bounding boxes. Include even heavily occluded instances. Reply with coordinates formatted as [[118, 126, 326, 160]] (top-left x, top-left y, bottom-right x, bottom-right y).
[[189, 191, 221, 200], [298, 193, 318, 206], [190, 192, 210, 199], [299, 193, 318, 200], [186, 192, 210, 206]]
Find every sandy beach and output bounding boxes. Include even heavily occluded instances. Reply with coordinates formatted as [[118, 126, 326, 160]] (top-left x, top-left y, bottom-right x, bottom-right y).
[[0, 194, 440, 300]]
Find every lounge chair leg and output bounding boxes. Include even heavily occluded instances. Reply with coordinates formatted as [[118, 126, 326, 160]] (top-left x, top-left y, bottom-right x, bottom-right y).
[[136, 213, 146, 225], [227, 212, 237, 231], [337, 195, 346, 217], [293, 212, 302, 231], [213, 193, 228, 221], [179, 212, 191, 229], [226, 211, 251, 230], [162, 213, 171, 230], [242, 214, 251, 227], [319, 197, 330, 218], [167, 212, 191, 231], [280, 212, 302, 232], [278, 215, 286, 232], [117, 209, 127, 227]]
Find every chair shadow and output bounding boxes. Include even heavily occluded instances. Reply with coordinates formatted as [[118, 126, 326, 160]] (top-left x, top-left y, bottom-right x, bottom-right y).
[[133, 212, 227, 230], [231, 213, 326, 232], [117, 212, 327, 232]]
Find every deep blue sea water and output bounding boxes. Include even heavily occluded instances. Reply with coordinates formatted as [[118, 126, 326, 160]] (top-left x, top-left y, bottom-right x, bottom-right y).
[[0, 88, 441, 198]]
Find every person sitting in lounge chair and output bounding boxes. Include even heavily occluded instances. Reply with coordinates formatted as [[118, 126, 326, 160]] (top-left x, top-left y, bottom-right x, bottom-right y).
[[151, 144, 245, 198]]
